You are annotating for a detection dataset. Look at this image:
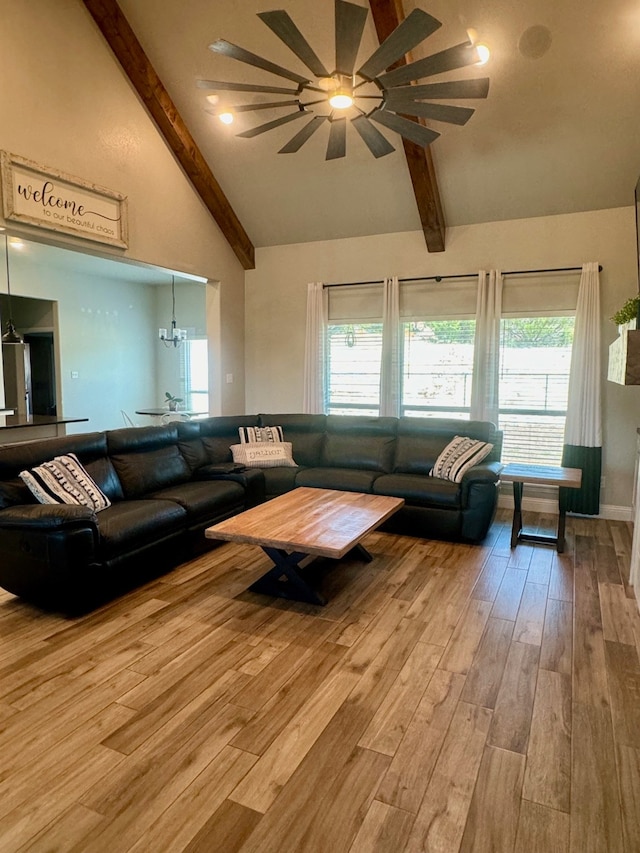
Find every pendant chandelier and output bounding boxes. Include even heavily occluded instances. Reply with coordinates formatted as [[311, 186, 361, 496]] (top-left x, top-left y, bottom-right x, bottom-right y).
[[159, 276, 187, 348], [2, 234, 23, 346]]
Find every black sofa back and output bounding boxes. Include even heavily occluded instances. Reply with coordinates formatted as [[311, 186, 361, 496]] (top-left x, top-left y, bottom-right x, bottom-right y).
[[177, 415, 260, 470], [0, 431, 123, 508], [393, 417, 502, 475], [320, 415, 398, 472], [107, 424, 192, 498], [257, 413, 502, 473]]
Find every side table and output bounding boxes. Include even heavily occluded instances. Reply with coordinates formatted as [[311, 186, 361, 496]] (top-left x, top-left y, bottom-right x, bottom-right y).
[[500, 463, 582, 553]]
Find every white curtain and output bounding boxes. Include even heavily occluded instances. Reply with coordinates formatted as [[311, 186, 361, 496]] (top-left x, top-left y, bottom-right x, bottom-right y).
[[302, 281, 327, 414], [470, 269, 503, 424], [561, 262, 602, 514], [564, 262, 601, 446], [379, 276, 401, 417]]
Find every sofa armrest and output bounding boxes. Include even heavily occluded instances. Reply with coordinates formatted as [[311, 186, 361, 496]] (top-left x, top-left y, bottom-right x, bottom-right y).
[[459, 461, 502, 504], [193, 464, 266, 507], [0, 504, 100, 609], [0, 503, 96, 530], [461, 461, 503, 484]]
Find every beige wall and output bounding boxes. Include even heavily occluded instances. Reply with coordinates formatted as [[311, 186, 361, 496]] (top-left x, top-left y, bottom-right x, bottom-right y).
[[246, 206, 639, 512], [0, 0, 246, 415]]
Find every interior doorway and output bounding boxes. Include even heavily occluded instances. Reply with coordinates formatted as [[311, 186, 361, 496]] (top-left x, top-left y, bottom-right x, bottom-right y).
[[23, 332, 56, 416]]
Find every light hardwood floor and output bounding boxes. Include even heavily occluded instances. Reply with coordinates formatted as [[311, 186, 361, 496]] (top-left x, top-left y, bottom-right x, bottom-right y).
[[0, 508, 639, 852]]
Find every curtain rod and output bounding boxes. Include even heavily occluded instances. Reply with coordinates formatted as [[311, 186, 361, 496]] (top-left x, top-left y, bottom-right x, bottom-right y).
[[323, 264, 603, 288]]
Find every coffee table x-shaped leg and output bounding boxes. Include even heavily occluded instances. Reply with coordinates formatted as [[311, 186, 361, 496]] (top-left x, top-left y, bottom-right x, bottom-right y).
[[248, 544, 373, 606]]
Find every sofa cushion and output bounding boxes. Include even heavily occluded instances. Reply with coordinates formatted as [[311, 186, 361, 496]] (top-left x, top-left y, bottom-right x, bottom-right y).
[[231, 442, 297, 468], [95, 499, 187, 559], [295, 466, 381, 493], [392, 434, 445, 475], [262, 466, 300, 496], [259, 414, 326, 467], [20, 453, 111, 511], [373, 473, 461, 508], [394, 417, 501, 473], [177, 416, 260, 469], [147, 480, 245, 525], [0, 431, 116, 508], [321, 416, 397, 472], [430, 436, 494, 483], [107, 425, 192, 498]]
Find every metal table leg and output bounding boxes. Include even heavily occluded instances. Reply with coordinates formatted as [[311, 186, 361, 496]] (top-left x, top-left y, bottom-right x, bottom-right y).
[[248, 547, 327, 605]]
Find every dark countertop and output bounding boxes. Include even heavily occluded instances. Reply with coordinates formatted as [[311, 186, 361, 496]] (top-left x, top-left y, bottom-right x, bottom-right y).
[[0, 415, 89, 431]]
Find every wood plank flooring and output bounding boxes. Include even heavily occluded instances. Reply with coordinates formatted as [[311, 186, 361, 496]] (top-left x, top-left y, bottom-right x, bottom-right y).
[[0, 508, 639, 852]]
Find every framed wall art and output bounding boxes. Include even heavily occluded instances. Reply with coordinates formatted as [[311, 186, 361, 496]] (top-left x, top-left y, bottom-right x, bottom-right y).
[[1, 151, 128, 248]]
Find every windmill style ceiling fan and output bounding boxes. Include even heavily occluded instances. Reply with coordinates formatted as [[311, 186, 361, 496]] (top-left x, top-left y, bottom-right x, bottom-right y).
[[197, 0, 490, 160]]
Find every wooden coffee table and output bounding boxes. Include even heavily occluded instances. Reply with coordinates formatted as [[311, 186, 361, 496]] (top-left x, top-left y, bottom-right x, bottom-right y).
[[205, 487, 404, 605]]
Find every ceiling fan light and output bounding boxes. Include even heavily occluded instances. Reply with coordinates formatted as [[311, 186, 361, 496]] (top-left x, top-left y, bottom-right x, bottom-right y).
[[475, 44, 490, 65], [219, 111, 234, 124], [329, 90, 353, 109]]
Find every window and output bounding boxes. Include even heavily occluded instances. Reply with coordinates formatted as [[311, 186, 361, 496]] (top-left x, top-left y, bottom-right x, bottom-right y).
[[183, 338, 209, 413], [327, 323, 382, 415], [401, 320, 476, 418], [323, 284, 577, 469], [498, 316, 575, 465]]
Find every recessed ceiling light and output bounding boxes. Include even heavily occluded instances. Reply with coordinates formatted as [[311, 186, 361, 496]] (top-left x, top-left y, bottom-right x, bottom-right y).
[[518, 25, 552, 60], [218, 111, 234, 125]]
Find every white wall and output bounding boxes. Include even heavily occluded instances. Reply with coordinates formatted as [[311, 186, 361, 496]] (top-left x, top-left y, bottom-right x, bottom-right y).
[[246, 206, 640, 512], [5, 247, 212, 432], [0, 0, 246, 415], [8, 246, 157, 432]]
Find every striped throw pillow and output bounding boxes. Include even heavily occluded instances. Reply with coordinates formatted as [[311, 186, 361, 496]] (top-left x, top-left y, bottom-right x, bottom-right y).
[[238, 425, 284, 444], [20, 453, 111, 511], [430, 436, 493, 483]]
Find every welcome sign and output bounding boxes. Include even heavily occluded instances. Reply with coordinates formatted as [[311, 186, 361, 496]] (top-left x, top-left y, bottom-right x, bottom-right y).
[[0, 152, 128, 248]]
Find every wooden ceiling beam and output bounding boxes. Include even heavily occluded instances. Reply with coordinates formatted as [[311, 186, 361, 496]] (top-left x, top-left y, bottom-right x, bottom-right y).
[[368, 0, 446, 252], [82, 0, 255, 270]]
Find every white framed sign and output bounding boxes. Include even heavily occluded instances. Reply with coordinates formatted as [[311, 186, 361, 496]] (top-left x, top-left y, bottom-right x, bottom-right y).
[[0, 151, 128, 248]]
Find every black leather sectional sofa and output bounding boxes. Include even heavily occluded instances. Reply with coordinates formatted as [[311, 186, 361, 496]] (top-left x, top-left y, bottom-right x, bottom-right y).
[[0, 413, 502, 614]]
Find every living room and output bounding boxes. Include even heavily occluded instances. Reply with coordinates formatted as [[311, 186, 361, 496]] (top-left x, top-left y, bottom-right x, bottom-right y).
[[0, 1, 639, 851]]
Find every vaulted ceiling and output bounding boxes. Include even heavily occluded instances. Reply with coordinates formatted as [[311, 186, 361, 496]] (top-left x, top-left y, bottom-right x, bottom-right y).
[[83, 0, 640, 270]]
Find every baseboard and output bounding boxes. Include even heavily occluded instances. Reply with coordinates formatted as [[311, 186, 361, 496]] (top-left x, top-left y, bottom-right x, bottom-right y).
[[497, 490, 633, 522]]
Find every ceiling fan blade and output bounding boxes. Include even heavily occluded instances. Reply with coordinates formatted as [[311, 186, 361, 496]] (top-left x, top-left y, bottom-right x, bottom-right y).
[[335, 0, 369, 76], [369, 109, 440, 147], [326, 116, 347, 160], [351, 115, 395, 158], [236, 110, 308, 138], [197, 79, 300, 96], [279, 116, 328, 153], [258, 10, 331, 78], [385, 79, 490, 100], [384, 99, 475, 126], [207, 100, 301, 115], [377, 42, 480, 88], [357, 9, 442, 80], [209, 39, 310, 85]]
